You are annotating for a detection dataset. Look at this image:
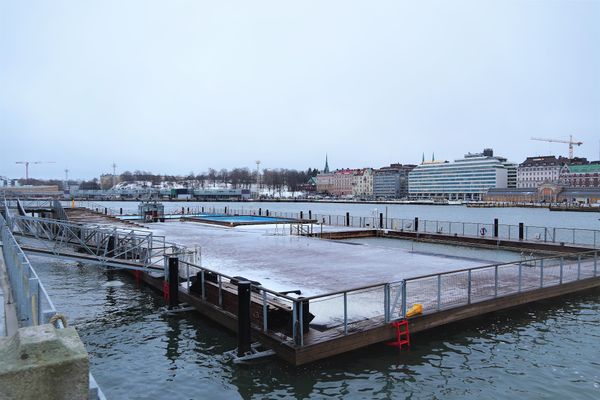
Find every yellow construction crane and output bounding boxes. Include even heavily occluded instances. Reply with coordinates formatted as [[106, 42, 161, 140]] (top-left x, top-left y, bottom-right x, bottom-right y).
[[15, 161, 56, 180], [530, 135, 583, 160]]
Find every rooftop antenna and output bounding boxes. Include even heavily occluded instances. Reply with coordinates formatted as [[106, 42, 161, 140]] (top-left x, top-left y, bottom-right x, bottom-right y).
[[112, 162, 117, 188], [64, 168, 69, 190], [255, 160, 261, 190]]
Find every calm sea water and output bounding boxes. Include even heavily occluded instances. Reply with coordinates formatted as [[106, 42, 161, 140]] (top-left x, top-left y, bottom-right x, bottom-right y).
[[33, 203, 600, 398], [88, 201, 600, 230]]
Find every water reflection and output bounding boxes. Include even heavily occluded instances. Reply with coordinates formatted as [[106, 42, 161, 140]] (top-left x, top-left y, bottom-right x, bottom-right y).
[[27, 256, 600, 400]]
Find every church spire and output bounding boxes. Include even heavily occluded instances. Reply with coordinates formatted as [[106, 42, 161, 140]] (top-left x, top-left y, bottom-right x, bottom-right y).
[[324, 154, 330, 173]]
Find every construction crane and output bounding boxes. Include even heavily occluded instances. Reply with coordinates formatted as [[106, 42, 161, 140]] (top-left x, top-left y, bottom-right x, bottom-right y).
[[15, 161, 56, 180], [530, 135, 583, 160]]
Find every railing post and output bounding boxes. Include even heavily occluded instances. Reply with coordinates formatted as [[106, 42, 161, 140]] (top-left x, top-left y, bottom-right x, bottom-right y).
[[343, 292, 348, 335], [437, 274, 441, 311], [518, 262, 522, 292], [560, 257, 564, 284], [401, 280, 407, 318], [540, 259, 544, 288], [467, 270, 472, 304], [383, 284, 390, 323], [494, 265, 498, 297]]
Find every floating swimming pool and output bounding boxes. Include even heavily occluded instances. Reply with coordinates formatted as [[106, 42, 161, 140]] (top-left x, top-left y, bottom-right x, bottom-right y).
[[185, 214, 297, 226], [117, 213, 299, 226]]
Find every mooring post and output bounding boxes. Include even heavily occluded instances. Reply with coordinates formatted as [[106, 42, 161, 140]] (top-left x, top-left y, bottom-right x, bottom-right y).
[[187, 207, 189, 214], [202, 206, 204, 213], [225, 206, 228, 215], [346, 212, 350, 227], [309, 210, 312, 220], [493, 218, 499, 238], [237, 281, 252, 356], [414, 217, 419, 232], [120, 208, 123, 215], [300, 211, 303, 220], [266, 209, 269, 217], [519, 223, 524, 241], [104, 208, 107, 215], [258, 208, 262, 216], [262, 289, 268, 332], [168, 257, 179, 308], [379, 213, 383, 229], [181, 206, 184, 215]]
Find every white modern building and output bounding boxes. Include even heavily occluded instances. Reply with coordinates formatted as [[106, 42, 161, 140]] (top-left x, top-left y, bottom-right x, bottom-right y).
[[408, 149, 514, 201]]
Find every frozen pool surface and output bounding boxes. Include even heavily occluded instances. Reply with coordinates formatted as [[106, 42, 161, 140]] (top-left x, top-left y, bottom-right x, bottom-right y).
[[150, 222, 517, 296]]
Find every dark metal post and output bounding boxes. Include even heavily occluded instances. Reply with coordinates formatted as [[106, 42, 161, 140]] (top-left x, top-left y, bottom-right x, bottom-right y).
[[168, 257, 179, 308], [258, 208, 262, 216], [493, 218, 499, 238], [181, 206, 185, 214], [120, 208, 123, 215], [346, 212, 350, 227], [309, 210, 312, 220], [379, 213, 383, 229], [300, 211, 303, 220], [519, 223, 524, 241], [414, 217, 419, 232], [202, 206, 205, 213], [225, 206, 228, 214], [266, 209, 269, 217], [237, 281, 251, 356], [104, 207, 108, 215]]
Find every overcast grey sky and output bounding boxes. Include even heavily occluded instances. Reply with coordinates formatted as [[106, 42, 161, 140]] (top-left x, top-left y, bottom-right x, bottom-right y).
[[1, 1, 599, 180]]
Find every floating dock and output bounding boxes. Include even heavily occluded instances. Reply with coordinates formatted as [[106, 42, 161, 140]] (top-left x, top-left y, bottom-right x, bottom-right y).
[[5, 200, 600, 366]]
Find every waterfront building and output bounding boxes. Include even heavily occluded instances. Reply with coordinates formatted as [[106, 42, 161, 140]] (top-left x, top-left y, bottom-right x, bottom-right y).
[[560, 163, 600, 188], [330, 169, 356, 197], [373, 164, 415, 199], [485, 184, 600, 204], [516, 156, 587, 188], [408, 149, 512, 201], [352, 168, 374, 198], [316, 173, 335, 194]]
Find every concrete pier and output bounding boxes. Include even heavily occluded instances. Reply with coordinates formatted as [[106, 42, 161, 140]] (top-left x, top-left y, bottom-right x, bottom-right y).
[[0, 324, 89, 400]]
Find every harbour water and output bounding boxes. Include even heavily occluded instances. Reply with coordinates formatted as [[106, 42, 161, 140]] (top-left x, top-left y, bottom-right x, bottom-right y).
[[29, 203, 600, 399], [89, 201, 600, 230]]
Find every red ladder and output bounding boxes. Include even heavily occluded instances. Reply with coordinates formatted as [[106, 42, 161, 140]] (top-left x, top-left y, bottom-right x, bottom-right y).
[[386, 320, 410, 349]]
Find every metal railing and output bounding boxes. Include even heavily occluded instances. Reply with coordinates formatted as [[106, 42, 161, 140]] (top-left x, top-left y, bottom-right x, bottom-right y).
[[178, 206, 600, 248], [1, 212, 58, 326], [1, 208, 106, 399]]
